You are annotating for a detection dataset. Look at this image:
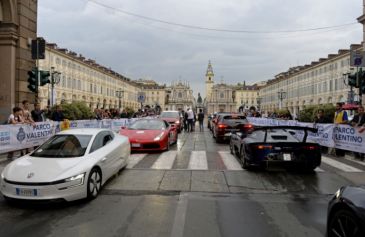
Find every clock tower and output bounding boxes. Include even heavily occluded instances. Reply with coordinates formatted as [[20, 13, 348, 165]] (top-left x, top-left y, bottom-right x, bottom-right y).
[[205, 60, 214, 101]]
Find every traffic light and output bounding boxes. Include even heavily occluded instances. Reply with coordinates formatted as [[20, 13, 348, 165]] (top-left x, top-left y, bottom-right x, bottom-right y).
[[27, 68, 38, 93], [39, 70, 50, 86], [348, 73, 357, 87]]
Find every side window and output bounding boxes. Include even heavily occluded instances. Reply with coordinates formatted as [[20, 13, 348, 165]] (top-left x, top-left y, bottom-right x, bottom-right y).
[[90, 132, 106, 153], [164, 121, 169, 128], [102, 133, 113, 146]]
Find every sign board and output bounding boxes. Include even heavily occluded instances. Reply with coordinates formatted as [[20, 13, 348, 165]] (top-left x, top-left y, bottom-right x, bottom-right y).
[[137, 92, 146, 103], [350, 50, 365, 67]]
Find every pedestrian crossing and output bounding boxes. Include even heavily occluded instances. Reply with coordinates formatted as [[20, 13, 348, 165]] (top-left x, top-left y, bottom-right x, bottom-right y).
[[126, 151, 365, 173]]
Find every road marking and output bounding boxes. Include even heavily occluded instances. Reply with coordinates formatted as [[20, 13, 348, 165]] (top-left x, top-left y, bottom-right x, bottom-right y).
[[188, 151, 208, 170], [170, 193, 189, 237], [127, 153, 147, 168], [151, 151, 177, 169], [218, 151, 243, 170], [314, 167, 324, 172], [344, 156, 365, 167], [322, 156, 363, 172]]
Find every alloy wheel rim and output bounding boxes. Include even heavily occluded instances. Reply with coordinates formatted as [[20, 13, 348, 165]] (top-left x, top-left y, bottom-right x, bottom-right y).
[[89, 171, 101, 197], [331, 214, 359, 237]]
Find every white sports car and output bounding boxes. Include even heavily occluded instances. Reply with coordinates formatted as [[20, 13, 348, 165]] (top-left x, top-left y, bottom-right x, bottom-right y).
[[0, 129, 130, 202]]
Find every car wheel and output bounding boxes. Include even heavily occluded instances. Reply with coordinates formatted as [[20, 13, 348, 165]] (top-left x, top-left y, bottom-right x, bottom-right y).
[[328, 209, 364, 237], [240, 148, 250, 169], [230, 140, 234, 155], [87, 168, 102, 200], [166, 137, 170, 151]]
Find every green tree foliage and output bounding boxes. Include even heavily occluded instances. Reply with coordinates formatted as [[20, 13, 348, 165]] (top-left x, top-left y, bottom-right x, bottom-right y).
[[54, 101, 94, 120], [298, 104, 335, 122], [124, 107, 135, 118]]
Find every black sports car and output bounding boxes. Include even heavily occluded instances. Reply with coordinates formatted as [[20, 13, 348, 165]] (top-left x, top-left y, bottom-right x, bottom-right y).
[[230, 126, 321, 171], [327, 185, 365, 237], [212, 114, 251, 143]]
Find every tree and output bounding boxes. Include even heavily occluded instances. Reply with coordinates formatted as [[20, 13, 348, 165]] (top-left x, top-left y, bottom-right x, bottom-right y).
[[298, 104, 335, 122], [53, 101, 94, 120], [124, 107, 135, 118]]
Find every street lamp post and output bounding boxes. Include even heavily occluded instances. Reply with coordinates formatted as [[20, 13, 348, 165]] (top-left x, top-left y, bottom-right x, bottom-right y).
[[116, 89, 124, 110], [277, 89, 286, 110], [50, 67, 61, 107]]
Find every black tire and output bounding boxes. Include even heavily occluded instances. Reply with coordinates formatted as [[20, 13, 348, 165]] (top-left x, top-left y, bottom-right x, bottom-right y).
[[328, 209, 364, 237], [230, 140, 234, 155], [166, 137, 170, 151], [240, 148, 250, 169], [87, 168, 102, 200], [215, 136, 221, 143]]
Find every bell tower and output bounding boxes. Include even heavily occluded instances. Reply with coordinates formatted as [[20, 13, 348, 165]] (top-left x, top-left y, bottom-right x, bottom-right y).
[[205, 60, 214, 100]]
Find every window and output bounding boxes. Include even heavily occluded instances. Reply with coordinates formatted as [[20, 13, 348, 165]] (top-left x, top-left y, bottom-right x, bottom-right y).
[[77, 80, 81, 90], [220, 92, 224, 99], [178, 92, 182, 98]]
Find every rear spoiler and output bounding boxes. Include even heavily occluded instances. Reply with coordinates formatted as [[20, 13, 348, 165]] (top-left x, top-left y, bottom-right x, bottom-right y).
[[253, 126, 318, 143]]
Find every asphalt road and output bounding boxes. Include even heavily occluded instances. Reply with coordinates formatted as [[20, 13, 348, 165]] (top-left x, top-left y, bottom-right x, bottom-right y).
[[1, 128, 364, 237]]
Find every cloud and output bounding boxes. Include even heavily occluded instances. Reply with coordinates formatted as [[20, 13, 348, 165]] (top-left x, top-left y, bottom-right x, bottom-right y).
[[38, 0, 363, 98]]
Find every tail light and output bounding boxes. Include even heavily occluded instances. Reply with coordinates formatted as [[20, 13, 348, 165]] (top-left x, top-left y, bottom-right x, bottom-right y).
[[218, 123, 227, 129], [244, 124, 253, 129], [256, 145, 273, 150], [304, 145, 317, 150]]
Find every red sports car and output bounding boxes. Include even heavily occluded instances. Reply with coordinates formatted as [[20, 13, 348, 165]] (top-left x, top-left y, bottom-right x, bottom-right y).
[[120, 119, 178, 151]]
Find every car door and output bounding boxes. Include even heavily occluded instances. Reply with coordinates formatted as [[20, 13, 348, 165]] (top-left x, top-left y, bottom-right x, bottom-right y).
[[89, 131, 115, 180]]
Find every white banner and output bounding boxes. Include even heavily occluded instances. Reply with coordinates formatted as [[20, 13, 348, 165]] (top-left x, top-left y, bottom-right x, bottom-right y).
[[1, 117, 365, 154]]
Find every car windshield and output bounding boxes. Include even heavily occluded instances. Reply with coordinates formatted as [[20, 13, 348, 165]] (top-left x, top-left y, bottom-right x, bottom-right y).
[[223, 115, 246, 120], [129, 120, 166, 130], [160, 112, 179, 118], [31, 134, 92, 158]]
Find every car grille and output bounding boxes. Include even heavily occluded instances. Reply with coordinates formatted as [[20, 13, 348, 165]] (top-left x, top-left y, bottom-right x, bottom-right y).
[[4, 178, 65, 186]]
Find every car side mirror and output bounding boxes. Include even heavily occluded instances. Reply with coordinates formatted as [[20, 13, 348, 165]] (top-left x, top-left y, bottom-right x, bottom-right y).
[[121, 126, 126, 129]]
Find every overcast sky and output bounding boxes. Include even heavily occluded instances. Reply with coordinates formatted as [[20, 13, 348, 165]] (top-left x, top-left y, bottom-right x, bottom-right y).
[[38, 0, 363, 98]]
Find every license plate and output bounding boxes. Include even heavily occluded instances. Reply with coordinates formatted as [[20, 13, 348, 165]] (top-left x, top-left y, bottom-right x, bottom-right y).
[[16, 188, 38, 196], [283, 153, 291, 161], [131, 143, 141, 148], [226, 129, 239, 132]]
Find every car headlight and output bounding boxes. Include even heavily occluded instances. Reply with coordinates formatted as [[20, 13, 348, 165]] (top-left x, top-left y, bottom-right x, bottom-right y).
[[335, 188, 342, 199], [59, 173, 85, 188], [154, 132, 165, 141]]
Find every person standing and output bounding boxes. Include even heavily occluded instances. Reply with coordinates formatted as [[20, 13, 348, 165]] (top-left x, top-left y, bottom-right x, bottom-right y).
[[314, 109, 330, 124], [31, 103, 45, 122], [51, 105, 65, 121], [314, 109, 331, 154], [7, 107, 24, 160], [351, 106, 365, 160], [334, 102, 348, 157], [198, 109, 204, 132], [183, 110, 189, 132], [187, 108, 194, 132]]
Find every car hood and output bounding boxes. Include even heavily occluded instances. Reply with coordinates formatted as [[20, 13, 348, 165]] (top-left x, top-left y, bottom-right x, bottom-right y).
[[2, 155, 85, 183], [120, 129, 165, 141]]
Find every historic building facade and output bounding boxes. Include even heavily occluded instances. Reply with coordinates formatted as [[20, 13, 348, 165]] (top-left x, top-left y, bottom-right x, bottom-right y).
[[204, 62, 259, 114], [259, 44, 360, 117], [38, 43, 142, 111], [134, 79, 166, 111], [206, 83, 236, 114], [0, 0, 37, 122], [165, 81, 195, 111], [234, 83, 261, 111]]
